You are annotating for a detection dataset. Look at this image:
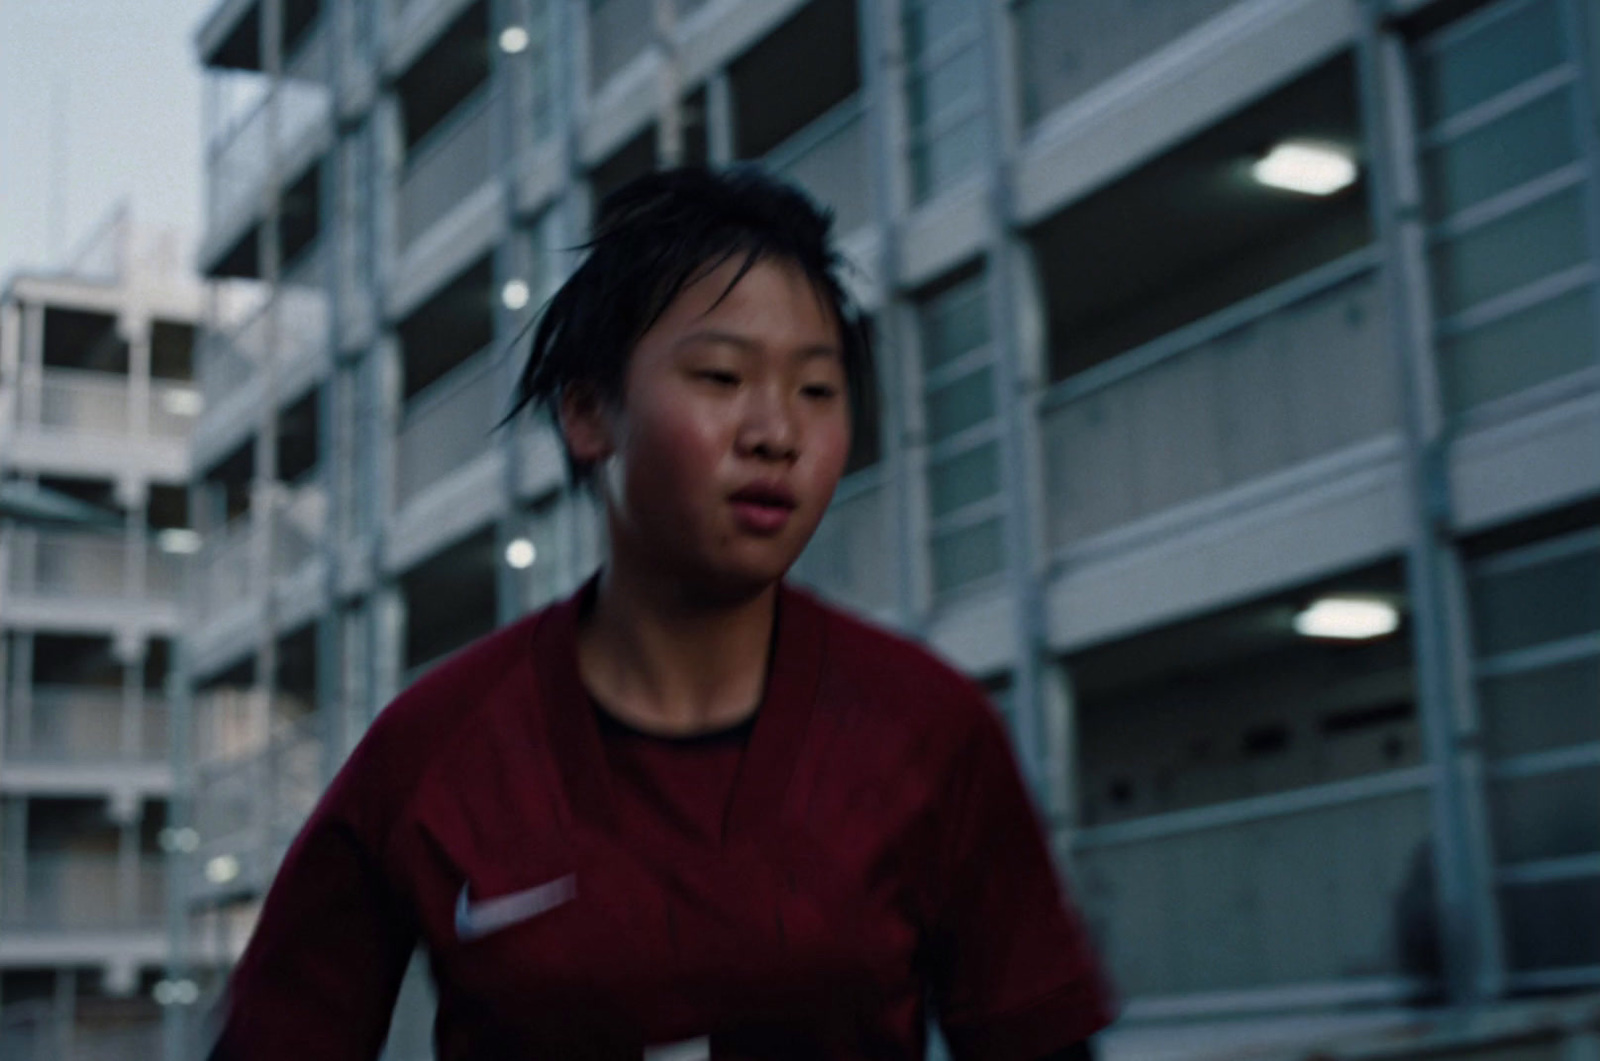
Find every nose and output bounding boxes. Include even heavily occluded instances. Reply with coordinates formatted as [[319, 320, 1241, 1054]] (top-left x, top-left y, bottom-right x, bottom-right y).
[[736, 384, 798, 463]]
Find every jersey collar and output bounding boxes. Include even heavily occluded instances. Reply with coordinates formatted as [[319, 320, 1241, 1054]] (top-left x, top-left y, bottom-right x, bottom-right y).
[[530, 574, 827, 844]]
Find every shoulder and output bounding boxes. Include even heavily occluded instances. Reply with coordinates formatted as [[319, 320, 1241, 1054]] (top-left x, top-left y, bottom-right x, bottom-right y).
[[322, 607, 552, 837], [789, 584, 996, 747]]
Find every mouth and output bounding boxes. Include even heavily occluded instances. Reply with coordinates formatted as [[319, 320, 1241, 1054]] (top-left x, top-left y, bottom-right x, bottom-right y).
[[728, 483, 798, 534]]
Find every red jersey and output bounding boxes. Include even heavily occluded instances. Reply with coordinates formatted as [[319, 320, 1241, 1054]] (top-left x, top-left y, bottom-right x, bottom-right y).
[[210, 580, 1115, 1059]]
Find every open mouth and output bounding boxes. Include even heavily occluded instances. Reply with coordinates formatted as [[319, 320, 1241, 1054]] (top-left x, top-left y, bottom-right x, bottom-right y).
[[729, 484, 797, 533]]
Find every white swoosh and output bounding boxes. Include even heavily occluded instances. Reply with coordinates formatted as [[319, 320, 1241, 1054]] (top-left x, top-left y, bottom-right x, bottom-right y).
[[455, 874, 576, 941]]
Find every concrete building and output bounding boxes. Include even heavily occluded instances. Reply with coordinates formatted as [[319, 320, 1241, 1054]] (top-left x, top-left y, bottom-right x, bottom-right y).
[[179, 0, 1600, 1057], [0, 214, 204, 1059]]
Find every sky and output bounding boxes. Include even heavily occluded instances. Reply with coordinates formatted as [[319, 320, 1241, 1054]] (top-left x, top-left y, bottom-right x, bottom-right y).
[[0, 0, 215, 288]]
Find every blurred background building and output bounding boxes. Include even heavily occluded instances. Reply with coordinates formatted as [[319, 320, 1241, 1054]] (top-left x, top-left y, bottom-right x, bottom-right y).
[[0, 211, 203, 1058], [169, 0, 1599, 1058]]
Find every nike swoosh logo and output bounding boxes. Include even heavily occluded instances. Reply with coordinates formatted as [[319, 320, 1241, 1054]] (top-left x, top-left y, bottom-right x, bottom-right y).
[[455, 874, 576, 941]]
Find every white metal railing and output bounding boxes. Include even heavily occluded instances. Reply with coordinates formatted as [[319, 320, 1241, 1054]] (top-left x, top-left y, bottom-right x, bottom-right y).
[[206, 49, 332, 232], [285, 14, 330, 85], [0, 852, 165, 931], [397, 90, 494, 248], [1039, 250, 1399, 552], [1012, 0, 1241, 126], [0, 1017, 163, 1061], [3, 687, 169, 764], [589, 0, 655, 91], [279, 242, 332, 365], [37, 368, 130, 435], [790, 469, 894, 614], [201, 300, 269, 406], [274, 474, 328, 579], [1073, 770, 1434, 998], [192, 708, 324, 893], [4, 529, 179, 603], [148, 379, 203, 439], [197, 514, 258, 619], [764, 95, 874, 237], [395, 347, 504, 507]]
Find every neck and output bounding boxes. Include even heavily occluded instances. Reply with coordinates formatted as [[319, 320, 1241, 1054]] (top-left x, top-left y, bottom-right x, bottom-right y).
[[577, 561, 779, 736]]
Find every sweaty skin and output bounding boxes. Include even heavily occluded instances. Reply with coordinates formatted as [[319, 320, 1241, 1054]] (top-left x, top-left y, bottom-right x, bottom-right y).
[[564, 256, 852, 738]]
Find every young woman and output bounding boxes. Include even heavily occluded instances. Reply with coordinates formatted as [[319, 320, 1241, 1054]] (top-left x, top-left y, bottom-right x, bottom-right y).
[[209, 168, 1114, 1060]]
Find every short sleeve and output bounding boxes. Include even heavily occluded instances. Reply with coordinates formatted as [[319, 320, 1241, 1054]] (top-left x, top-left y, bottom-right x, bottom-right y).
[[926, 703, 1117, 1061], [207, 734, 420, 1060]]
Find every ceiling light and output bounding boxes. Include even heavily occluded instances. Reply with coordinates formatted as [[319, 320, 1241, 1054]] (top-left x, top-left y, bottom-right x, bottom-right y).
[[205, 854, 240, 884], [158, 528, 203, 555], [162, 388, 204, 416], [501, 278, 531, 311], [499, 26, 530, 54], [505, 537, 537, 569], [1293, 597, 1399, 640], [1251, 140, 1358, 196]]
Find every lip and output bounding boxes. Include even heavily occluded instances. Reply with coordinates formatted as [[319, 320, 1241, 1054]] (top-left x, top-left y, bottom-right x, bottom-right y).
[[728, 481, 798, 536]]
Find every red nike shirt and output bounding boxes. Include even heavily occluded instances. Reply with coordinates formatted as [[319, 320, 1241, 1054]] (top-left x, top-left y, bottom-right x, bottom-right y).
[[209, 580, 1116, 1060]]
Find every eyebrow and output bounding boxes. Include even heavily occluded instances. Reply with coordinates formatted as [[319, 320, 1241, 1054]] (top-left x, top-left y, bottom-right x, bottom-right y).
[[675, 329, 841, 361]]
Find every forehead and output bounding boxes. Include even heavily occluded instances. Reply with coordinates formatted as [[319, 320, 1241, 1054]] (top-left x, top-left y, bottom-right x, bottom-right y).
[[650, 254, 842, 346]]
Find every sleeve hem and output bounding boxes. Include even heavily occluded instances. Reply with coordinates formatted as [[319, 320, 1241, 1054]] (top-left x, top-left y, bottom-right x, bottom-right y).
[[941, 977, 1118, 1061]]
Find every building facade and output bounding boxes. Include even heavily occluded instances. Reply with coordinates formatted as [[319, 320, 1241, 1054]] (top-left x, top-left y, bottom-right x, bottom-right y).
[[0, 217, 203, 1059], [181, 0, 1600, 1058]]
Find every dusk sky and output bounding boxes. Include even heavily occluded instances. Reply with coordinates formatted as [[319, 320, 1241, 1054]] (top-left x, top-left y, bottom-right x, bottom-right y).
[[0, 0, 214, 287]]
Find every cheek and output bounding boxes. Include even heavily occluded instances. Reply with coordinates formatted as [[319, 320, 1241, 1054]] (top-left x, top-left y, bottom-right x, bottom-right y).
[[619, 398, 727, 505]]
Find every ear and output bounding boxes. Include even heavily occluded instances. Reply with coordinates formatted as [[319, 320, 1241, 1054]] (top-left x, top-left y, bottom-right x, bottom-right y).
[[558, 383, 615, 465]]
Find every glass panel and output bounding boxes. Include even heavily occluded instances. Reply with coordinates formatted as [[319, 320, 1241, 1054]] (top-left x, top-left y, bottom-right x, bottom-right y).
[[1423, 89, 1579, 219], [1439, 286, 1597, 411], [1488, 764, 1600, 864], [904, 0, 978, 59], [909, 46, 983, 132], [921, 278, 990, 370], [925, 365, 996, 442], [1472, 541, 1600, 656], [1500, 875, 1600, 971], [931, 514, 1005, 593], [1430, 186, 1587, 315], [914, 113, 987, 201], [928, 440, 1000, 518], [1480, 655, 1600, 759], [1416, 0, 1565, 124]]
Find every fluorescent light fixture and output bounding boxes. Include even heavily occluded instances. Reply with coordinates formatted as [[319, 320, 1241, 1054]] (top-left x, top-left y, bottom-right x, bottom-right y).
[[1251, 140, 1357, 196], [1293, 597, 1399, 640], [505, 537, 537, 569], [499, 26, 530, 54], [205, 854, 240, 884], [501, 278, 531, 311], [162, 388, 204, 416], [158, 528, 203, 555]]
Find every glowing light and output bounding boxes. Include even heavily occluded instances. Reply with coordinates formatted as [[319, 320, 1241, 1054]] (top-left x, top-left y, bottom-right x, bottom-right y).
[[158, 528, 203, 555], [1293, 597, 1399, 640], [205, 855, 240, 884], [501, 278, 531, 311], [162, 388, 204, 416], [505, 538, 537, 569], [1251, 140, 1358, 196], [154, 979, 199, 1006], [499, 26, 530, 54]]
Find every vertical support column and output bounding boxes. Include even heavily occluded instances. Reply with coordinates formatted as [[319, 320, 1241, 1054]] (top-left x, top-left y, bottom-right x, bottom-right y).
[[126, 315, 152, 443], [652, 0, 683, 167], [1, 798, 28, 923], [705, 71, 734, 166], [53, 967, 76, 1061], [856, 0, 917, 632], [1356, 1, 1503, 1004], [9, 631, 34, 756], [109, 789, 142, 932], [19, 302, 44, 428], [115, 631, 147, 765], [977, 0, 1048, 798]]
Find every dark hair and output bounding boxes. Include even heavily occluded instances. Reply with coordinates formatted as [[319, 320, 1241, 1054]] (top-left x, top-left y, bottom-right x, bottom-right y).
[[506, 166, 875, 481]]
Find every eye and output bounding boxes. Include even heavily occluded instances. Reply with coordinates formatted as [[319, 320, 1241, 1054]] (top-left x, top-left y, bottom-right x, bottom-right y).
[[695, 369, 741, 387], [801, 382, 841, 401]]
